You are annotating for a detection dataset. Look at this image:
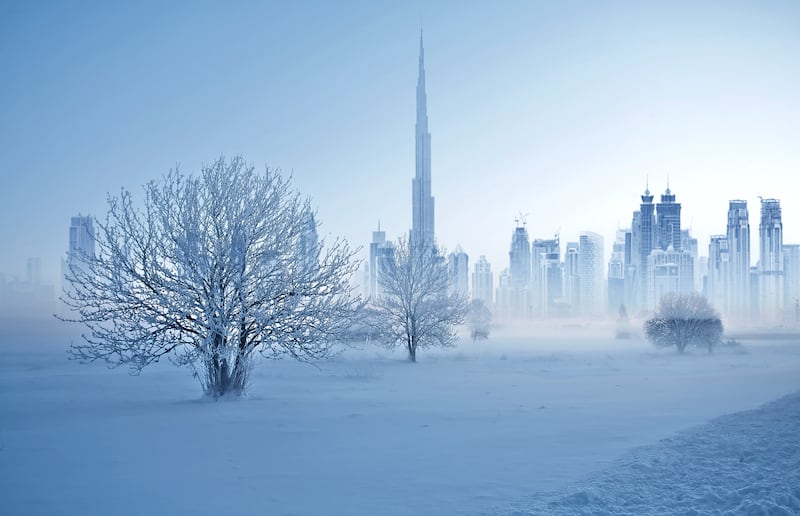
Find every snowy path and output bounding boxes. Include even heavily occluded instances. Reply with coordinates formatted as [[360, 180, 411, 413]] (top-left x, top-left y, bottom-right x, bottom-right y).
[[493, 391, 800, 515]]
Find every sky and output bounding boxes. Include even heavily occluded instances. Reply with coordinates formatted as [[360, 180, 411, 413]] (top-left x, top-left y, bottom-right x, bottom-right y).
[[1, 0, 799, 287]]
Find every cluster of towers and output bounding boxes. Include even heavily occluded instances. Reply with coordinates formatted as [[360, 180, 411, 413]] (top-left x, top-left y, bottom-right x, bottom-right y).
[[706, 198, 798, 324], [365, 33, 798, 326], [366, 32, 610, 320], [608, 187, 797, 325], [477, 223, 605, 321]]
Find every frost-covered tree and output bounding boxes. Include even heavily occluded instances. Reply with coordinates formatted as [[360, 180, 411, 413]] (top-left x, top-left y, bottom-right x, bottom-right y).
[[467, 299, 491, 340], [369, 237, 469, 362], [61, 156, 361, 398], [644, 293, 723, 353]]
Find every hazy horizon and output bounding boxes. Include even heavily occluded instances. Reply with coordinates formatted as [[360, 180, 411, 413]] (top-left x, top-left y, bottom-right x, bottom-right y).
[[2, 1, 799, 286]]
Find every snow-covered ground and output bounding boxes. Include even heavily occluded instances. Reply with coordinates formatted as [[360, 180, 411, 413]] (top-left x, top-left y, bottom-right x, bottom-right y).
[[1, 318, 799, 515], [494, 391, 800, 515]]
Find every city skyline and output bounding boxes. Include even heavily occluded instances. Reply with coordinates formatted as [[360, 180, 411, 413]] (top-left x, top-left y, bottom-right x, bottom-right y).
[[1, 2, 799, 288]]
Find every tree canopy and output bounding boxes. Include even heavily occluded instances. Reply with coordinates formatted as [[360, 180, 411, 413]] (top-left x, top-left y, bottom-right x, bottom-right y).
[[61, 156, 361, 397], [644, 293, 723, 353], [368, 238, 468, 362]]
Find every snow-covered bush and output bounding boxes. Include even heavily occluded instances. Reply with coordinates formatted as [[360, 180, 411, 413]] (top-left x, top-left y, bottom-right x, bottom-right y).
[[368, 237, 469, 362], [644, 293, 723, 353], [61, 156, 361, 398]]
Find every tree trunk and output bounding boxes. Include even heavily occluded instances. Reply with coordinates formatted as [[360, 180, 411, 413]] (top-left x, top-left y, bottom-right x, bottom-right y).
[[407, 338, 416, 362], [204, 347, 249, 399], [205, 359, 248, 398]]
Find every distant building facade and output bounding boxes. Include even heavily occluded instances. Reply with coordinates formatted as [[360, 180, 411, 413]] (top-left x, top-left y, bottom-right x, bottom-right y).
[[758, 199, 783, 321], [647, 247, 694, 311], [563, 242, 580, 316], [448, 246, 469, 297], [707, 235, 729, 315], [531, 237, 561, 318], [578, 231, 604, 316], [507, 223, 531, 319], [784, 244, 800, 323], [726, 200, 751, 319], [369, 226, 395, 298], [472, 255, 493, 311]]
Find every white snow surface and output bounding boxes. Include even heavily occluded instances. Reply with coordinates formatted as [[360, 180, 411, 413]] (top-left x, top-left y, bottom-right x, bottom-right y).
[[1, 318, 800, 515], [493, 391, 800, 515]]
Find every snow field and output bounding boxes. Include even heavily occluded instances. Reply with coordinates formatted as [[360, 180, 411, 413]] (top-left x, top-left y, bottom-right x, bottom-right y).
[[1, 319, 799, 515], [495, 390, 800, 515]]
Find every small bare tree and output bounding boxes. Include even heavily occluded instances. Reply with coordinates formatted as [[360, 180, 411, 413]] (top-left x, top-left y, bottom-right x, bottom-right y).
[[369, 237, 469, 362], [61, 156, 361, 398], [644, 293, 723, 353]]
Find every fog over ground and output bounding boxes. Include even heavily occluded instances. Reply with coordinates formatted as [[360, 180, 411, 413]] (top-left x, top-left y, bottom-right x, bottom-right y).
[[2, 315, 798, 515]]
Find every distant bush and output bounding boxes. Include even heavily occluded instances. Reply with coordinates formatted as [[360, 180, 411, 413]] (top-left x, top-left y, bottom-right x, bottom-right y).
[[467, 299, 492, 341], [644, 293, 723, 353]]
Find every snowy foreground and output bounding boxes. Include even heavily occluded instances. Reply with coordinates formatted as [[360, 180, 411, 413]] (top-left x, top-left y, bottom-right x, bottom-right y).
[[1, 319, 800, 515]]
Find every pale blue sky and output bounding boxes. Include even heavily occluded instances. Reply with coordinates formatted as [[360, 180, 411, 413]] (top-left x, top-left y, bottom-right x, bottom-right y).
[[2, 1, 799, 285]]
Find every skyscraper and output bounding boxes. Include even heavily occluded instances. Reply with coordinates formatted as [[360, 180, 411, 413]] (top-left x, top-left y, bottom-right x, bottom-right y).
[[608, 230, 627, 314], [636, 186, 656, 311], [62, 215, 95, 313], [726, 200, 750, 319], [448, 245, 469, 297], [508, 222, 531, 319], [69, 215, 95, 260], [410, 31, 435, 251], [495, 268, 512, 320], [369, 225, 395, 298], [472, 255, 493, 311], [532, 236, 560, 317], [681, 229, 700, 291], [647, 248, 694, 311], [656, 186, 681, 251], [707, 235, 729, 315], [563, 242, 580, 315], [578, 231, 605, 316], [783, 244, 800, 321], [759, 198, 784, 320]]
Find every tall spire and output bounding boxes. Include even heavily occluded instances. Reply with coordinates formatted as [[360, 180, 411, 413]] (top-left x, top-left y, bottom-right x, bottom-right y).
[[416, 27, 428, 139], [411, 29, 434, 251]]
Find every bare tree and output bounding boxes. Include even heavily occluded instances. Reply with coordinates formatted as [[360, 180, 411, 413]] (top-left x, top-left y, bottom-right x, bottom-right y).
[[644, 293, 723, 353], [369, 237, 469, 362], [60, 156, 361, 398]]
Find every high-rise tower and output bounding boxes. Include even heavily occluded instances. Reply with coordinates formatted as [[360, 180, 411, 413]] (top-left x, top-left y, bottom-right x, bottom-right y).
[[656, 186, 681, 251], [726, 200, 750, 318], [578, 231, 605, 316], [410, 30, 435, 251], [69, 215, 95, 259], [472, 256, 493, 310], [508, 222, 531, 319], [759, 198, 783, 320], [638, 186, 656, 310]]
